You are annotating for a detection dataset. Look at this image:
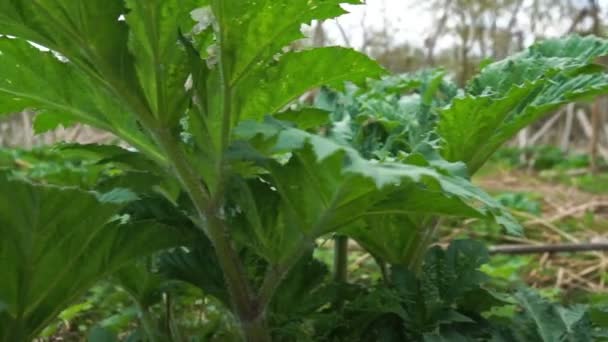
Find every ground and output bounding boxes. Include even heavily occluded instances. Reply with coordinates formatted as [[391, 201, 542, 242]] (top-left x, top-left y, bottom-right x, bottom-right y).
[[465, 161, 608, 297]]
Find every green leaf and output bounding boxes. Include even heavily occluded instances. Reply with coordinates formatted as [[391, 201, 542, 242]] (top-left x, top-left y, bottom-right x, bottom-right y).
[[163, 1, 389, 198], [318, 69, 457, 159], [387, 240, 496, 331], [0, 37, 165, 165], [518, 34, 608, 66], [437, 81, 543, 170], [0, 176, 184, 341], [0, 144, 174, 199], [512, 288, 593, 342], [226, 176, 307, 264], [439, 35, 608, 173], [33, 111, 76, 134], [275, 107, 330, 130], [590, 306, 608, 327], [212, 0, 362, 85], [58, 302, 93, 322], [422, 240, 490, 304], [338, 240, 505, 340], [343, 215, 420, 264], [235, 47, 386, 122], [124, 0, 202, 126], [269, 253, 329, 317], [87, 326, 119, 342], [0, 38, 111, 127], [114, 263, 164, 308], [159, 234, 228, 306], [232, 120, 521, 263], [0, 1, 134, 80]]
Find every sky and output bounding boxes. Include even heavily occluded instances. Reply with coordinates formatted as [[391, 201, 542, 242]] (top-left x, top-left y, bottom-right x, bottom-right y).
[[322, 0, 608, 51]]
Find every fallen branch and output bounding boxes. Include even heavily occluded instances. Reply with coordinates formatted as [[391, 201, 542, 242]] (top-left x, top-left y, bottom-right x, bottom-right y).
[[490, 243, 608, 255]]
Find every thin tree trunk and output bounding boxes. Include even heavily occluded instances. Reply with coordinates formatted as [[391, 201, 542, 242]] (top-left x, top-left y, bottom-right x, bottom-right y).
[[426, 0, 453, 66]]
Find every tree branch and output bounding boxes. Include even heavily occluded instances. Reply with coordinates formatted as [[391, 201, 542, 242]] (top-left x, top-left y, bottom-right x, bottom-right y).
[[490, 243, 608, 255]]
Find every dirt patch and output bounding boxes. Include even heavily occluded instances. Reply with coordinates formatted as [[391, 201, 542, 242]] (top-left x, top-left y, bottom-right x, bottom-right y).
[[472, 168, 608, 292]]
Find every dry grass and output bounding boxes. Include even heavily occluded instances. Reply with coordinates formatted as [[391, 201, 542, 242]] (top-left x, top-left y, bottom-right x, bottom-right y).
[[469, 168, 608, 292]]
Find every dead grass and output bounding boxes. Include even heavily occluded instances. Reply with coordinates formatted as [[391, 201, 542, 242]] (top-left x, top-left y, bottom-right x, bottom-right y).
[[470, 166, 608, 292]]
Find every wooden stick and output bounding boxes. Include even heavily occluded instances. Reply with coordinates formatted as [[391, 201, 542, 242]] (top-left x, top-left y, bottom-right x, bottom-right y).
[[490, 242, 608, 255], [578, 109, 608, 159], [561, 104, 575, 151], [529, 110, 563, 145], [590, 99, 602, 173]]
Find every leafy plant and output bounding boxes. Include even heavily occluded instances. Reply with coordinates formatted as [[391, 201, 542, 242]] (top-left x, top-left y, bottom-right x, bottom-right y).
[[1, 1, 608, 341], [317, 34, 608, 269], [261, 240, 608, 341]]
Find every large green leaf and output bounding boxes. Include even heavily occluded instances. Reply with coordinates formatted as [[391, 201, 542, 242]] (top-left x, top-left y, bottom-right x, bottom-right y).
[[438, 35, 608, 173], [0, 38, 109, 126], [0, 1, 134, 80], [211, 0, 361, 86], [234, 47, 386, 122], [231, 120, 521, 264], [437, 81, 543, 170], [342, 215, 421, 265], [492, 288, 594, 342], [0, 1, 191, 164], [0, 0, 149, 128], [0, 176, 184, 341], [0, 36, 165, 164], [0, 143, 177, 201], [159, 234, 228, 306], [125, 0, 203, 126]]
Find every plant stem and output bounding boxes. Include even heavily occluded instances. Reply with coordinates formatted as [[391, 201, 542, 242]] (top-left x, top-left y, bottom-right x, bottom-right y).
[[333, 235, 349, 283], [139, 305, 161, 342], [407, 218, 441, 272], [333, 235, 349, 309], [88, 39, 267, 338], [152, 128, 269, 341], [374, 256, 390, 284]]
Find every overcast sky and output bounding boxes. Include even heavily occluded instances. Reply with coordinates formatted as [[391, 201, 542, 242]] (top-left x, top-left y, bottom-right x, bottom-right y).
[[322, 0, 608, 51]]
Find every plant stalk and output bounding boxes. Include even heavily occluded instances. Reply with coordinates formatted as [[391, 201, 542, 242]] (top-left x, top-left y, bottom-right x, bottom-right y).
[[407, 218, 441, 272], [152, 128, 270, 341], [333, 235, 349, 309], [139, 305, 161, 342], [333, 235, 349, 283]]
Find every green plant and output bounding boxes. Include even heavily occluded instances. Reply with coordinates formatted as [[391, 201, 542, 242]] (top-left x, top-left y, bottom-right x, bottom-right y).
[[316, 36, 608, 269], [318, 240, 607, 341], [2, 1, 608, 341]]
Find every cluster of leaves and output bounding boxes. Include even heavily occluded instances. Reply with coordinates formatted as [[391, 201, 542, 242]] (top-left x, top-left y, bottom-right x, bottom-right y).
[[302, 35, 608, 273], [262, 240, 608, 341], [2, 0, 608, 341], [318, 36, 608, 174], [0, 150, 604, 341]]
